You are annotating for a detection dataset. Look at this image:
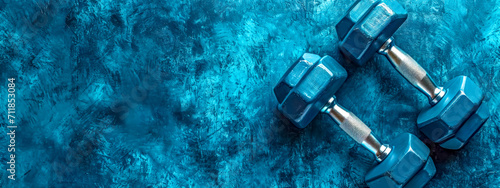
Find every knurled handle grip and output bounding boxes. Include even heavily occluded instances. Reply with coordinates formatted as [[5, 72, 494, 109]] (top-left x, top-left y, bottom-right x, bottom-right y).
[[323, 98, 389, 162], [325, 103, 372, 144], [384, 44, 427, 87], [338, 112, 372, 144]]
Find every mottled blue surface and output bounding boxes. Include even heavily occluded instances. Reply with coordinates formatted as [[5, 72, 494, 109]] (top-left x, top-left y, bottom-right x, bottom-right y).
[[0, 0, 499, 187]]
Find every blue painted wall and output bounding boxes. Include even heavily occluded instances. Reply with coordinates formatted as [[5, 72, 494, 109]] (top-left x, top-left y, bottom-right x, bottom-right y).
[[0, 0, 498, 187]]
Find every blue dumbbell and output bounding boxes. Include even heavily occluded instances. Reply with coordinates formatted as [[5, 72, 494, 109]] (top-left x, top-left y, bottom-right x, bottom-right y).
[[336, 0, 490, 150], [274, 53, 435, 187]]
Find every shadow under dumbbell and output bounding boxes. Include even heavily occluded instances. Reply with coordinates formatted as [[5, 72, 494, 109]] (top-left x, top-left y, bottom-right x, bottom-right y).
[[271, 105, 344, 152], [421, 136, 461, 163], [272, 105, 373, 187]]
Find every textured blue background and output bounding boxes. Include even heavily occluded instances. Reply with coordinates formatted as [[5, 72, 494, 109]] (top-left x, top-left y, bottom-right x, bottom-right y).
[[0, 0, 499, 187]]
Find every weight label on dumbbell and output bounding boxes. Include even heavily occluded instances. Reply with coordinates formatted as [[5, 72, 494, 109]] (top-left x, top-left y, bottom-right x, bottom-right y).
[[360, 4, 391, 37]]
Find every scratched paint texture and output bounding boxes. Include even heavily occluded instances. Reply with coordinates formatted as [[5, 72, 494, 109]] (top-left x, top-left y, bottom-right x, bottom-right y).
[[0, 0, 499, 187]]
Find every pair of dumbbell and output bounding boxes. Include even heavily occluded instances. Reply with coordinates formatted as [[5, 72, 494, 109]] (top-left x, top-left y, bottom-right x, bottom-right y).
[[273, 0, 489, 187]]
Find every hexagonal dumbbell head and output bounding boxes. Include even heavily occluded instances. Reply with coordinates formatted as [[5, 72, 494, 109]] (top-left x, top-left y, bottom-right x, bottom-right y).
[[336, 0, 407, 65], [274, 53, 347, 128], [417, 76, 489, 150], [365, 133, 436, 187]]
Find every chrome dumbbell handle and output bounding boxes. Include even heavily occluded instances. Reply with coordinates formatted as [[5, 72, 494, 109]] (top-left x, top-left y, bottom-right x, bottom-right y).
[[379, 38, 445, 105], [322, 97, 391, 162]]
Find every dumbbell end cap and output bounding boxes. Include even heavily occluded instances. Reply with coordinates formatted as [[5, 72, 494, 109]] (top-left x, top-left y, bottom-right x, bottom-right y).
[[403, 157, 436, 188], [417, 76, 489, 148], [439, 101, 489, 150], [274, 54, 347, 129], [365, 133, 435, 187], [336, 0, 407, 66], [274, 53, 322, 104]]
